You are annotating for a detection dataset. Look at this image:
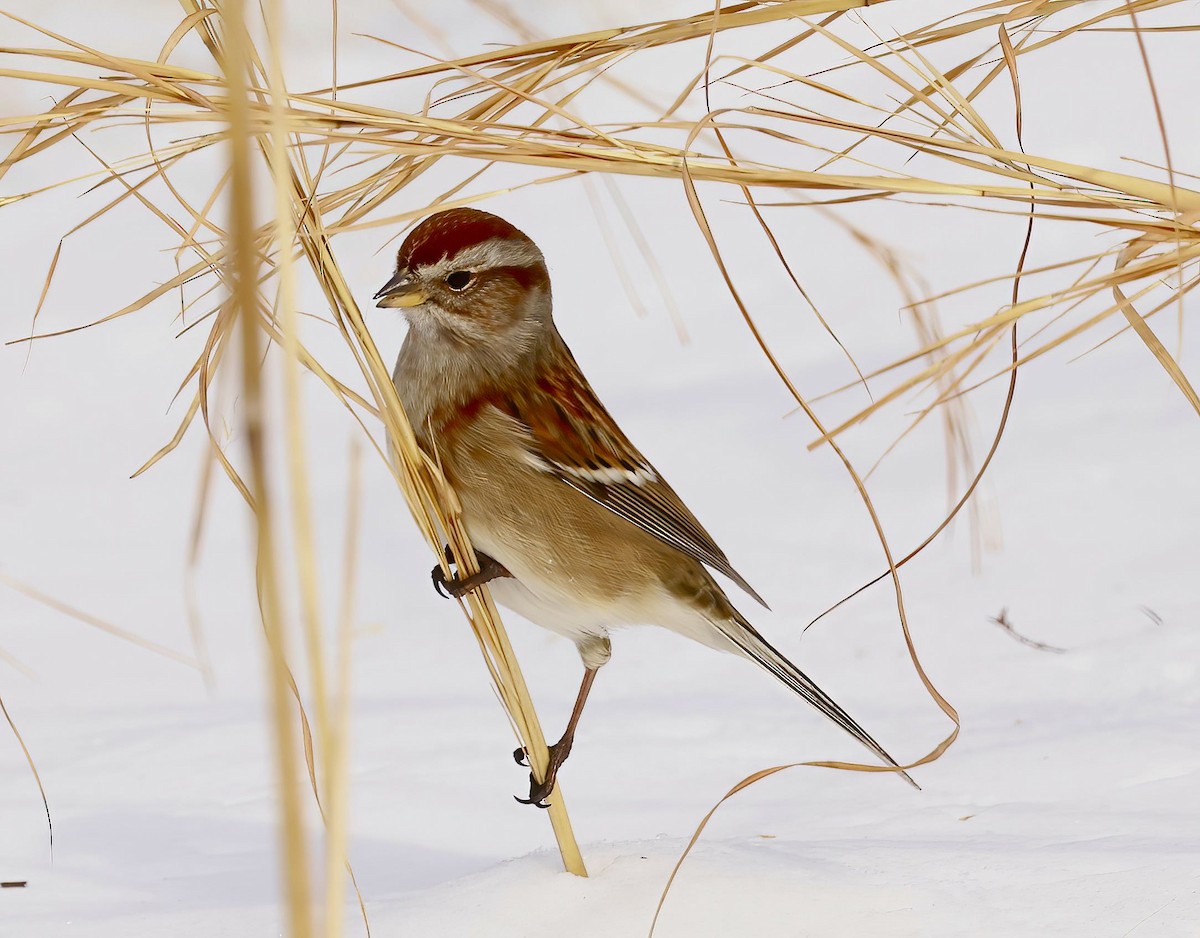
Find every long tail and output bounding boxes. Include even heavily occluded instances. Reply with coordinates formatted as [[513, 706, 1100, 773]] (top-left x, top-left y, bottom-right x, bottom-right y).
[[714, 611, 918, 789]]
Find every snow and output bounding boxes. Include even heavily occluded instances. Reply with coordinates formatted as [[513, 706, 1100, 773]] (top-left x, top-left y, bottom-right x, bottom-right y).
[[2, 2, 1199, 936]]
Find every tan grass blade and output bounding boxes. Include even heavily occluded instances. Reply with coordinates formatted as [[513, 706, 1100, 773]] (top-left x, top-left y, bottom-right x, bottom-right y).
[[680, 118, 959, 748], [0, 693, 52, 854], [0, 572, 201, 670], [807, 19, 1035, 630], [220, 2, 314, 936]]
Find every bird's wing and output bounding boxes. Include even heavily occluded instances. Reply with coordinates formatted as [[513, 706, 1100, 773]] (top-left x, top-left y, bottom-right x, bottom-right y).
[[504, 354, 769, 609]]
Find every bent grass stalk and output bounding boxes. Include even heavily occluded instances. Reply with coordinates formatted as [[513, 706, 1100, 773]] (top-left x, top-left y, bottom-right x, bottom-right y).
[[223, 2, 314, 936], [192, 0, 590, 900]]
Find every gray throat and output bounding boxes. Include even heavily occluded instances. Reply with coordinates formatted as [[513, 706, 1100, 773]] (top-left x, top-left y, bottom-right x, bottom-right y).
[[391, 301, 555, 441]]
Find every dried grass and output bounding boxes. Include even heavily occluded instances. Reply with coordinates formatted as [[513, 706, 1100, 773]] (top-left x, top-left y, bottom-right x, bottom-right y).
[[2, 0, 1196, 932]]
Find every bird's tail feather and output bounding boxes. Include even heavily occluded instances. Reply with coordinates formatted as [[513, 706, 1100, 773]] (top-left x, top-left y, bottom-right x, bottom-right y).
[[714, 612, 918, 790]]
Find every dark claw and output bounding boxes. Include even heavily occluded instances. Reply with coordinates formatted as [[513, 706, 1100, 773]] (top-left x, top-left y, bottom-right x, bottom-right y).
[[431, 566, 450, 598], [514, 748, 560, 807], [430, 565, 470, 600], [511, 750, 547, 804], [514, 778, 553, 809], [429, 548, 512, 601]]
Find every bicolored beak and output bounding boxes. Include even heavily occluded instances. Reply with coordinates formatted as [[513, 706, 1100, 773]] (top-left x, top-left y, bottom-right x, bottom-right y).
[[374, 270, 427, 308]]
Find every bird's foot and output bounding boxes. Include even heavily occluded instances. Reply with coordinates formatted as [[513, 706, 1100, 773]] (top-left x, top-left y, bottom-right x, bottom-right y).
[[431, 546, 511, 599], [512, 739, 572, 809], [515, 777, 555, 810]]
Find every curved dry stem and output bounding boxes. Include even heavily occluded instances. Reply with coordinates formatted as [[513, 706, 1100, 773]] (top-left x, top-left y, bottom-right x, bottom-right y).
[[0, 693, 52, 856], [653, 108, 962, 932]]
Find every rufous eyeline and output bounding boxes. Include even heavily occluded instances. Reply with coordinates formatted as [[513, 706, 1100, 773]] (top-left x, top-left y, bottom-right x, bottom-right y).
[[378, 208, 913, 806]]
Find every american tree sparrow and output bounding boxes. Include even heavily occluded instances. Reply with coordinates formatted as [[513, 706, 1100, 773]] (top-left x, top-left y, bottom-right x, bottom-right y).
[[378, 208, 911, 806]]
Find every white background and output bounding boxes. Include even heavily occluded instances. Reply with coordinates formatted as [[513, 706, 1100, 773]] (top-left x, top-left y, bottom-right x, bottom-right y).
[[2, 2, 1198, 935]]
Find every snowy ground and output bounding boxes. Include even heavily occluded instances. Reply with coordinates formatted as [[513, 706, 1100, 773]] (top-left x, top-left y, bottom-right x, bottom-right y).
[[2, 2, 1198, 936]]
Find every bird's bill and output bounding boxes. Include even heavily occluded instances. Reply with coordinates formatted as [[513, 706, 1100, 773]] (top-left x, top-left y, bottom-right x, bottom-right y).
[[374, 271, 427, 308]]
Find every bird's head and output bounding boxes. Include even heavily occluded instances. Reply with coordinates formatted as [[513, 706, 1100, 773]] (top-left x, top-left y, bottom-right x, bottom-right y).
[[375, 208, 552, 355]]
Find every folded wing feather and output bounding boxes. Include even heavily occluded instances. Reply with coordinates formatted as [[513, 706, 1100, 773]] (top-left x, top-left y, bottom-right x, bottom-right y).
[[503, 352, 769, 609]]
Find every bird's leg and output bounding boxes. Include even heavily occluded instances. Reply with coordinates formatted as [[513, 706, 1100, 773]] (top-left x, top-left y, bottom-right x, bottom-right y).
[[515, 667, 599, 808], [431, 545, 511, 599]]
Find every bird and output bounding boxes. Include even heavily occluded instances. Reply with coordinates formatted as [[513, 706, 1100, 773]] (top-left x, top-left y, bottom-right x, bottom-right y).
[[377, 207, 912, 807]]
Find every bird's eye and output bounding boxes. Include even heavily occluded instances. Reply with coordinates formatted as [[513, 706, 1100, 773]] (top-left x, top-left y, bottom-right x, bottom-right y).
[[446, 270, 473, 291]]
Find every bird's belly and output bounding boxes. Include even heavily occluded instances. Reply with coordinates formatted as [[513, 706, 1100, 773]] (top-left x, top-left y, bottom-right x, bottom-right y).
[[484, 576, 614, 642], [476, 537, 735, 659], [451, 458, 675, 629], [462, 503, 678, 636], [486, 571, 737, 661]]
